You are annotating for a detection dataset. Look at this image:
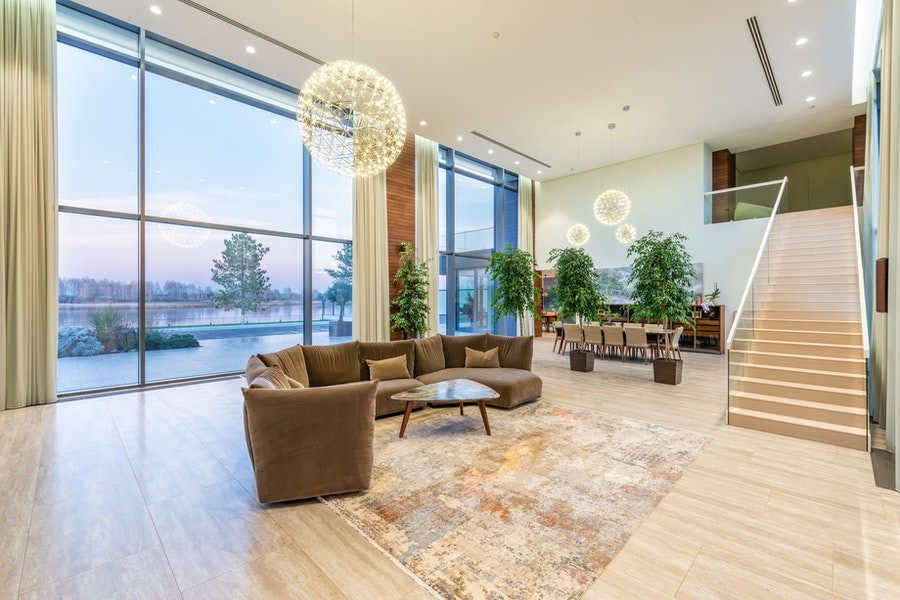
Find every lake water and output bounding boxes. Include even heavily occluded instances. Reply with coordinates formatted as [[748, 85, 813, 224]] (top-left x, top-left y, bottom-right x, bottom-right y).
[[57, 302, 348, 328]]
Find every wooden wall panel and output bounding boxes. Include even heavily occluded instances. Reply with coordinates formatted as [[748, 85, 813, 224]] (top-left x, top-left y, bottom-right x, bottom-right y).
[[711, 149, 736, 223], [853, 114, 866, 167], [385, 133, 417, 340]]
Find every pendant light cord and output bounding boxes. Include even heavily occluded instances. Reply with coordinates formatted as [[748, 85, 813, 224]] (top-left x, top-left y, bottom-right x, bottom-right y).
[[351, 0, 355, 58]]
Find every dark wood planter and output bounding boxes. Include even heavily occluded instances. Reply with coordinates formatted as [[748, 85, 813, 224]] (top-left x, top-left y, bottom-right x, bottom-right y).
[[569, 349, 595, 372], [653, 358, 683, 385], [328, 320, 353, 337]]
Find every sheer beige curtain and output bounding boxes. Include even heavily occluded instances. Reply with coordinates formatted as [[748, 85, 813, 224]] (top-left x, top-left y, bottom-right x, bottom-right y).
[[518, 176, 535, 337], [1, 0, 57, 410], [415, 135, 440, 336], [352, 172, 390, 342]]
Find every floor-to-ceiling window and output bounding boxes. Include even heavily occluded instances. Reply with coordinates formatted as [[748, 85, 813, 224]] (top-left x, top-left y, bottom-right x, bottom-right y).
[[437, 148, 518, 336], [56, 4, 351, 394]]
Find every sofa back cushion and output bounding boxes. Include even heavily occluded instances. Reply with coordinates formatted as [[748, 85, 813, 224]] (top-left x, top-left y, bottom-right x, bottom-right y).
[[485, 334, 534, 370], [441, 333, 487, 368], [302, 341, 360, 387], [414, 335, 445, 376], [358, 340, 415, 380], [258, 345, 310, 388], [246, 355, 267, 385]]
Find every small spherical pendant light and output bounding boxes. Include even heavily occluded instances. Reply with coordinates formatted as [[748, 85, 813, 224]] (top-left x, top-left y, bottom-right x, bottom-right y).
[[567, 223, 590, 246], [615, 223, 637, 244], [593, 189, 631, 225]]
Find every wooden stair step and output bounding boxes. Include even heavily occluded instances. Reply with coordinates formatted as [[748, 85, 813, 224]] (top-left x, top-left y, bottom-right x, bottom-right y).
[[734, 327, 861, 344], [730, 391, 868, 427], [730, 375, 867, 404], [728, 407, 867, 450], [735, 338, 865, 359], [731, 362, 865, 391], [729, 348, 865, 373], [750, 318, 862, 332]]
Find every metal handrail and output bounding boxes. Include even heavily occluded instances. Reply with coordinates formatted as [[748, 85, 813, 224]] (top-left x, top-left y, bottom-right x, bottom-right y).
[[849, 166, 870, 359], [724, 177, 789, 350]]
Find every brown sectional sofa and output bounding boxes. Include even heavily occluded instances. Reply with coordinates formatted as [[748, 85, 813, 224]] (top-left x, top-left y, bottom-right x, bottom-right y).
[[242, 333, 541, 503]]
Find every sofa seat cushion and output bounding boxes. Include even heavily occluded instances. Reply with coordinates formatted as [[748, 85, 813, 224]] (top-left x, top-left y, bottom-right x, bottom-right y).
[[374, 378, 425, 417], [301, 341, 360, 387], [416, 367, 542, 409]]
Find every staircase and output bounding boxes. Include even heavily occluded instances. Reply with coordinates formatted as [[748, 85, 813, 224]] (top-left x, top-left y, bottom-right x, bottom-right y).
[[728, 205, 868, 450]]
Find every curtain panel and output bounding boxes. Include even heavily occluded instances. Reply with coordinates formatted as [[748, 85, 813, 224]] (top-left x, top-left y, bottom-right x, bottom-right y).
[[352, 172, 390, 342], [414, 136, 440, 337], [0, 0, 57, 409], [517, 176, 535, 337]]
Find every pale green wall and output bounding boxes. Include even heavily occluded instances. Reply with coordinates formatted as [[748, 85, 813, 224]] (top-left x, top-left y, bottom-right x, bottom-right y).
[[736, 152, 853, 213]]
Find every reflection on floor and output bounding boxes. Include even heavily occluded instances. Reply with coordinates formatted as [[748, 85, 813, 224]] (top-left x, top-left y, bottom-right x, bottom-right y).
[[2, 338, 898, 599]]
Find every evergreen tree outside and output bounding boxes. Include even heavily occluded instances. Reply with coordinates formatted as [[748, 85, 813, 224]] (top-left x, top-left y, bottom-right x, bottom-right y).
[[324, 243, 352, 323], [210, 232, 271, 324]]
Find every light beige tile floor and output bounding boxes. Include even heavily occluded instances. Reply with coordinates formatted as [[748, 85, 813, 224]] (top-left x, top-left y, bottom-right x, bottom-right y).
[[0, 338, 897, 598]]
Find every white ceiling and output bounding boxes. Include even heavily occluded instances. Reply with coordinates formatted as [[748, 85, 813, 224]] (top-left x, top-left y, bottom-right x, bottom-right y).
[[75, 0, 865, 182]]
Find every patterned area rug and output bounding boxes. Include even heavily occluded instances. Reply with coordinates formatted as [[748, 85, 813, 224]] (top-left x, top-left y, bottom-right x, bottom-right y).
[[323, 402, 709, 599]]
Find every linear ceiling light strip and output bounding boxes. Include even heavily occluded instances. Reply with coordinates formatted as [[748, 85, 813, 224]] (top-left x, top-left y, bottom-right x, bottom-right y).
[[176, 0, 325, 65], [746, 16, 782, 107], [470, 131, 552, 168]]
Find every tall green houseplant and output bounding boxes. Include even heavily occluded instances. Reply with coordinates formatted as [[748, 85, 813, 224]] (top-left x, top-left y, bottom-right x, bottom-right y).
[[390, 242, 430, 339], [547, 247, 607, 324], [626, 230, 696, 329], [486, 244, 538, 336]]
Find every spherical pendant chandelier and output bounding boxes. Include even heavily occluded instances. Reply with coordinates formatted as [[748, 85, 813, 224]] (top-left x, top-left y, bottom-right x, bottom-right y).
[[158, 203, 210, 248], [567, 223, 590, 246], [615, 223, 637, 245], [297, 60, 407, 178], [594, 189, 631, 225]]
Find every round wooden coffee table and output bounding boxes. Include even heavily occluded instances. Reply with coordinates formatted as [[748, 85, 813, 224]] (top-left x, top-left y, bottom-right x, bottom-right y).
[[392, 378, 499, 438]]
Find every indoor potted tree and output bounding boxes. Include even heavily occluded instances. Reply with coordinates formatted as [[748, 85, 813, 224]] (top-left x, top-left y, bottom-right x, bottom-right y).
[[547, 247, 607, 372], [486, 243, 539, 336], [390, 241, 430, 339], [626, 230, 696, 385]]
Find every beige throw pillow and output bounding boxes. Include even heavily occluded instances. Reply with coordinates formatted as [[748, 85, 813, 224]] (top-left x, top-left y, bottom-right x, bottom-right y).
[[465, 346, 500, 368], [366, 355, 411, 381], [250, 365, 291, 389], [286, 376, 305, 389]]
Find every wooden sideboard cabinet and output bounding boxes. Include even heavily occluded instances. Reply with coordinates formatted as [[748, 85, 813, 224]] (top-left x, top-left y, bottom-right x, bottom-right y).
[[678, 305, 725, 353]]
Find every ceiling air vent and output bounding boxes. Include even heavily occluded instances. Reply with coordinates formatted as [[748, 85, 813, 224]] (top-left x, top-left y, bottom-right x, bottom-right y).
[[746, 16, 783, 107]]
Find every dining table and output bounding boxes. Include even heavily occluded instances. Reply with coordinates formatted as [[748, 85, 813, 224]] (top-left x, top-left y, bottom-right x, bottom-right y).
[[644, 327, 675, 359]]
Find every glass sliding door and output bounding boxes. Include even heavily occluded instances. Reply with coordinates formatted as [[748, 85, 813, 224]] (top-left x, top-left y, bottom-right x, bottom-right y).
[[454, 258, 493, 335]]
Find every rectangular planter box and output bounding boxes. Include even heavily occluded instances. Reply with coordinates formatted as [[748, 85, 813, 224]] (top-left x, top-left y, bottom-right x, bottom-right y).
[[653, 358, 683, 385], [569, 350, 595, 372]]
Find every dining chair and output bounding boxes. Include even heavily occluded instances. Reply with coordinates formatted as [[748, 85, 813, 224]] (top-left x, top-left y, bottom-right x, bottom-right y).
[[561, 323, 584, 354], [582, 325, 603, 356], [601, 325, 625, 360], [669, 326, 684, 360], [624, 326, 653, 364], [551, 321, 564, 354]]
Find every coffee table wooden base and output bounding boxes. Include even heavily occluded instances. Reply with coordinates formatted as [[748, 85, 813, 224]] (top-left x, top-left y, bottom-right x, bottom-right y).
[[398, 399, 492, 438]]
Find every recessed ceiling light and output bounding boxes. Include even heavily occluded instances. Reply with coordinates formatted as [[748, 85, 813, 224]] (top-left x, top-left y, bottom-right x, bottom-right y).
[[419, 120, 427, 126], [788, 0, 798, 3], [245, 46, 256, 54], [456, 135, 463, 141], [270, 119, 277, 125], [514, 160, 520, 165], [130, 74, 137, 80], [801, 70, 812, 77], [806, 95, 816, 102], [488, 149, 494, 154], [537, 170, 543, 174], [150, 5, 162, 15], [208, 99, 216, 105], [796, 37, 808, 46]]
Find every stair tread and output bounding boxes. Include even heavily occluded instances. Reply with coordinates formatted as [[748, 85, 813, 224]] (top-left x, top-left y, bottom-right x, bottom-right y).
[[729, 349, 865, 365], [735, 327, 860, 335], [733, 338, 863, 350], [731, 361, 865, 379], [728, 407, 867, 436], [729, 375, 867, 397], [731, 391, 869, 415]]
